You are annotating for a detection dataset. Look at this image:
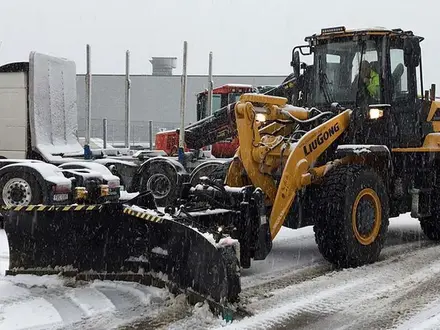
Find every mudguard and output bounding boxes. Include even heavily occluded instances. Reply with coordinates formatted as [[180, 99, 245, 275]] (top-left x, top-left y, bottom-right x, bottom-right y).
[[336, 144, 393, 176], [335, 144, 391, 157], [1, 202, 241, 303]]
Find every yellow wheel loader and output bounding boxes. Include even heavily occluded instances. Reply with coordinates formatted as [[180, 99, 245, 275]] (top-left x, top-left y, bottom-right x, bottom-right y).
[[3, 26, 440, 309]]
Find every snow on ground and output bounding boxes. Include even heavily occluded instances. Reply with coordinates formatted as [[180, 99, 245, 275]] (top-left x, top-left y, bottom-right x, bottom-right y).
[[164, 214, 440, 329], [119, 190, 139, 201], [0, 229, 8, 276], [0, 275, 171, 330], [1, 214, 440, 329]]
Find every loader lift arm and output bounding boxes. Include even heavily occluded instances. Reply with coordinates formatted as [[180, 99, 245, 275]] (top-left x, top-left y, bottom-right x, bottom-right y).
[[230, 94, 351, 238], [175, 94, 353, 274]]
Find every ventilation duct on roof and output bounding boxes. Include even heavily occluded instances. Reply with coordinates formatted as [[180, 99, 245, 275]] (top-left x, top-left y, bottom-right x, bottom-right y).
[[149, 57, 177, 76]]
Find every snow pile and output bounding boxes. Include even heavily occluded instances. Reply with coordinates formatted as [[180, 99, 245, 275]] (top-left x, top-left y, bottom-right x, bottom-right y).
[[0, 280, 29, 303], [90, 280, 168, 306], [119, 190, 139, 201], [396, 298, 440, 330], [2, 274, 66, 289], [126, 205, 173, 220], [0, 298, 64, 330], [65, 287, 116, 317], [0, 229, 9, 276], [151, 246, 168, 256], [0, 275, 171, 330], [167, 301, 226, 330]]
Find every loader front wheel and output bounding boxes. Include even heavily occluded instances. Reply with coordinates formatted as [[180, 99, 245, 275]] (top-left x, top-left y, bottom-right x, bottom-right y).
[[314, 165, 389, 268]]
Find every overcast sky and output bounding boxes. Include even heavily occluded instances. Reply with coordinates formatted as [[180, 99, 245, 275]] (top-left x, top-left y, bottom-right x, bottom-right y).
[[1, 0, 439, 86]]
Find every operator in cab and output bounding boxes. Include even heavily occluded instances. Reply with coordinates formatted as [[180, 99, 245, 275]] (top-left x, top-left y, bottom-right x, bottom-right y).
[[359, 60, 380, 101]]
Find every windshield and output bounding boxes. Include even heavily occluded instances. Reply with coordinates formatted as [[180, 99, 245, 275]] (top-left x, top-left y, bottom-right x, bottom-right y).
[[311, 39, 380, 107]]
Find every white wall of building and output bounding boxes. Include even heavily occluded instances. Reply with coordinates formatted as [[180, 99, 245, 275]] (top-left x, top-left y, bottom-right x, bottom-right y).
[[76, 74, 286, 144]]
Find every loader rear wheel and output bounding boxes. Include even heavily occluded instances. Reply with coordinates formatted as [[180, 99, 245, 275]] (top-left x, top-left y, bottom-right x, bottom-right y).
[[0, 172, 43, 207], [314, 165, 389, 268], [419, 218, 440, 241], [419, 187, 440, 241], [418, 182, 440, 240]]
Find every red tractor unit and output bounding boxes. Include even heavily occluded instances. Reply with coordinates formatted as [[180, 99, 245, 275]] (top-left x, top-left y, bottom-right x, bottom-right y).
[[155, 84, 254, 158]]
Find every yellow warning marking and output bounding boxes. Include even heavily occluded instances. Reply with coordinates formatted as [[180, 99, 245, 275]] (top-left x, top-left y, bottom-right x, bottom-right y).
[[123, 207, 164, 224], [1, 204, 105, 212]]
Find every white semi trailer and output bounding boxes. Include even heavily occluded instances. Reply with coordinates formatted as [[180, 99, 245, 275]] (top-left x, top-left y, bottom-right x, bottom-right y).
[[0, 52, 124, 206], [0, 51, 198, 207]]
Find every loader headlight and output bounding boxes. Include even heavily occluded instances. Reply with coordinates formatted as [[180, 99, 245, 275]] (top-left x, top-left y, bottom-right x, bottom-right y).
[[368, 108, 384, 120], [255, 113, 267, 122]]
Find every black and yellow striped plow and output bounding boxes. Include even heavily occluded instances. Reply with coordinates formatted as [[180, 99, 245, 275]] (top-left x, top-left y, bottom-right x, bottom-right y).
[[122, 207, 164, 223], [1, 204, 104, 212], [1, 202, 241, 306]]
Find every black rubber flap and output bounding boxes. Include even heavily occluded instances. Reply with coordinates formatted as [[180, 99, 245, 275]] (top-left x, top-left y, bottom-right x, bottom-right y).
[[2, 204, 241, 303]]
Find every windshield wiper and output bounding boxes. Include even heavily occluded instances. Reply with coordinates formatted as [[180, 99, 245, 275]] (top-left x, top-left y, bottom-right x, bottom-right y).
[[318, 56, 335, 105], [319, 70, 335, 105]]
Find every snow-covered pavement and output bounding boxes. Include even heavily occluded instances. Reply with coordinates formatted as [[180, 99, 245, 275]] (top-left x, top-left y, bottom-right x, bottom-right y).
[[0, 275, 172, 330], [2, 214, 440, 329]]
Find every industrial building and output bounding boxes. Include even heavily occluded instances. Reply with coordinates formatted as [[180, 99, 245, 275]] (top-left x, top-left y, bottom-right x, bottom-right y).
[[75, 57, 286, 146]]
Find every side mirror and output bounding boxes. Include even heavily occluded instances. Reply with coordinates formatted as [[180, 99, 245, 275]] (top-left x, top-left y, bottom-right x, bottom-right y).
[[403, 38, 413, 67], [413, 40, 421, 67], [404, 37, 421, 67], [291, 50, 301, 78]]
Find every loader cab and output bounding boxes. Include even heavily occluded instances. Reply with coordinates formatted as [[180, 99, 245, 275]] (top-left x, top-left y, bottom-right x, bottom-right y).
[[291, 26, 425, 147]]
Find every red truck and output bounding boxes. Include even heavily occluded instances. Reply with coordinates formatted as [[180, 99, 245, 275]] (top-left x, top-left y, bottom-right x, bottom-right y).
[[155, 84, 254, 158]]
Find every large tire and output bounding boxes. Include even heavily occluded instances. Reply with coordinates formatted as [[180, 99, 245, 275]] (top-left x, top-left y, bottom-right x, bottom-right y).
[[189, 160, 225, 186], [313, 165, 389, 268], [207, 160, 233, 182], [420, 219, 440, 241], [0, 172, 43, 207], [419, 193, 440, 240], [139, 161, 180, 207]]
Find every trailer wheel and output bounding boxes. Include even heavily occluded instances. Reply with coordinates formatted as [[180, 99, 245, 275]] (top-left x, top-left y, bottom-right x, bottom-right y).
[[189, 160, 228, 186], [205, 160, 232, 182], [0, 172, 43, 207], [141, 162, 179, 207], [313, 165, 389, 268]]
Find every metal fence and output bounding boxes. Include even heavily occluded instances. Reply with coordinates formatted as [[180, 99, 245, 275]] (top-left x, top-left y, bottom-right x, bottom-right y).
[[77, 118, 181, 148]]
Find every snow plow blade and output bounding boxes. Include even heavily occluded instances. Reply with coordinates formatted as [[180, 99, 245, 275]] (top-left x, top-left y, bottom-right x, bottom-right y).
[[0, 198, 241, 304]]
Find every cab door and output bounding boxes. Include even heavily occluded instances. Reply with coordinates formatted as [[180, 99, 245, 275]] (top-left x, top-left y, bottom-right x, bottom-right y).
[[388, 39, 422, 148]]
